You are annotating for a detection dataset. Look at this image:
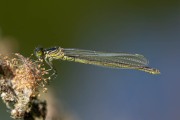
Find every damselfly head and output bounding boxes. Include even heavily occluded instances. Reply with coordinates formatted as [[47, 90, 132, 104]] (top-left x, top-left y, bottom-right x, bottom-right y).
[[34, 47, 44, 60]]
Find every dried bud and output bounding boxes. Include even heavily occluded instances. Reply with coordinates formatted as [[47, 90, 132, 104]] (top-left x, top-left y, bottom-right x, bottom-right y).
[[0, 53, 50, 119]]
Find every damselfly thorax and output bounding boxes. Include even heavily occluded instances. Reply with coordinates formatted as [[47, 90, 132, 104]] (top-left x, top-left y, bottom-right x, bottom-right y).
[[44, 47, 64, 59]]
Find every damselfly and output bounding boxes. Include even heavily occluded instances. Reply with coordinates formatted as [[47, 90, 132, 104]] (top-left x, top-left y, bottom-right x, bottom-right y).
[[34, 46, 160, 75]]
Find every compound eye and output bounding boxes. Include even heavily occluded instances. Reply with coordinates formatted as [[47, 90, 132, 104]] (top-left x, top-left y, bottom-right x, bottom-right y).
[[34, 47, 44, 59], [37, 51, 42, 57]]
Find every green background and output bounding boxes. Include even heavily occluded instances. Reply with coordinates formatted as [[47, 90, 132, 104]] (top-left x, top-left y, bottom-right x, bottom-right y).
[[0, 1, 179, 120]]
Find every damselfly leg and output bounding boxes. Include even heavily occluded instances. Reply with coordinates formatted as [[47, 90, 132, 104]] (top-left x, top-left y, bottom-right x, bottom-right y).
[[44, 57, 57, 79]]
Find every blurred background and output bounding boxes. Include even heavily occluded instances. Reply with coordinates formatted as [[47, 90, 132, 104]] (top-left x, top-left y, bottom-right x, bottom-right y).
[[0, 0, 179, 120]]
